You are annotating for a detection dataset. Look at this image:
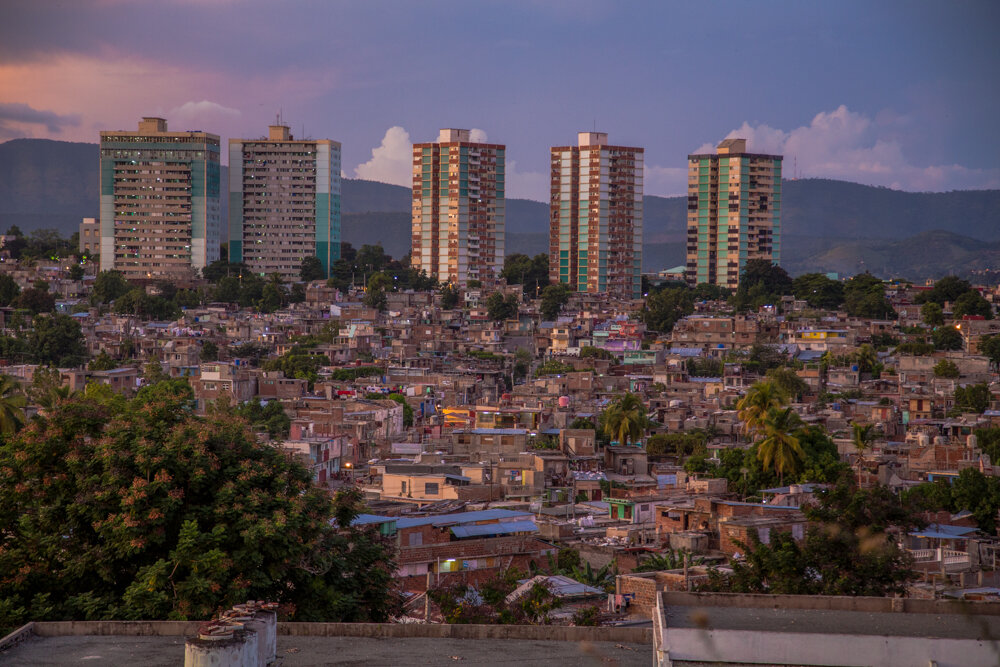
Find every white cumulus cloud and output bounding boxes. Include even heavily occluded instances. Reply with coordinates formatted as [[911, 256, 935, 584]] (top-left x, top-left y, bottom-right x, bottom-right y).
[[353, 126, 413, 186], [169, 100, 241, 123], [643, 165, 689, 198], [689, 105, 1000, 192]]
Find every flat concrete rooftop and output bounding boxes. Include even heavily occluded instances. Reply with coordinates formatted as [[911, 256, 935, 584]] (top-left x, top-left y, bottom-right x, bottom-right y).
[[663, 605, 1000, 640], [1, 635, 652, 666]]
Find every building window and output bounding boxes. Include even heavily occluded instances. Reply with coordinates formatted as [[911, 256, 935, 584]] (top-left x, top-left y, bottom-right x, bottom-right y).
[[424, 482, 439, 495]]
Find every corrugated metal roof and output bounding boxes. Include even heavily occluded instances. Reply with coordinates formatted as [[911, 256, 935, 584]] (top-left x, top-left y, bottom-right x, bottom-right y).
[[351, 514, 397, 526], [468, 428, 529, 435], [909, 523, 978, 539], [450, 519, 537, 539], [395, 508, 532, 529]]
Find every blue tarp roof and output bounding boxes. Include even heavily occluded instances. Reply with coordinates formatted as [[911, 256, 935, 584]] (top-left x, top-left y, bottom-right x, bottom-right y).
[[909, 523, 978, 540], [351, 514, 397, 526], [395, 509, 533, 529], [450, 520, 537, 539], [669, 348, 703, 357]]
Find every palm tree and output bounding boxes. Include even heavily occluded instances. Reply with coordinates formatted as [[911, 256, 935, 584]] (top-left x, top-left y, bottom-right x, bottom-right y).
[[569, 561, 616, 592], [737, 381, 785, 440], [36, 384, 77, 415], [0, 375, 27, 435], [854, 344, 878, 375], [602, 392, 647, 447], [756, 406, 805, 487], [633, 549, 704, 573], [851, 422, 876, 486]]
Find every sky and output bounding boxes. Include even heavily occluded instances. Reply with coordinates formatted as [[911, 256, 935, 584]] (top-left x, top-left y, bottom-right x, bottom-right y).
[[1, 0, 998, 200]]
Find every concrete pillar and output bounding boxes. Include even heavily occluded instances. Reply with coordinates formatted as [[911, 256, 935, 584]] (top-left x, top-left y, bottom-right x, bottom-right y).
[[184, 627, 256, 667], [254, 610, 277, 665], [223, 602, 277, 666]]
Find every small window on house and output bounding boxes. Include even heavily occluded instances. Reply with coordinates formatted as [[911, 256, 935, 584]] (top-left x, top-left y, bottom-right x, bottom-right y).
[[408, 532, 422, 546], [400, 481, 407, 494], [425, 482, 439, 495]]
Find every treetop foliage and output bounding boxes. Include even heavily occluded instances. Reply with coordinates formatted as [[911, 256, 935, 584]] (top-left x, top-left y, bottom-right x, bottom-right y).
[[0, 381, 401, 628]]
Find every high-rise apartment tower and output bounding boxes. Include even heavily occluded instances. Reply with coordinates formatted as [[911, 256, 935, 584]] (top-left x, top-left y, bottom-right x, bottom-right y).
[[99, 117, 220, 280], [549, 132, 643, 300], [229, 124, 341, 281], [411, 129, 505, 285], [685, 138, 782, 289]]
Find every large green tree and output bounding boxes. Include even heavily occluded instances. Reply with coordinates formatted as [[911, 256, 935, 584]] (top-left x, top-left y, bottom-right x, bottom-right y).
[[732, 260, 793, 312], [440, 284, 460, 310], [0, 274, 21, 307], [13, 287, 55, 314], [843, 273, 896, 319], [114, 288, 180, 321], [486, 291, 519, 322], [201, 260, 248, 283], [92, 270, 132, 304], [765, 367, 809, 402], [954, 382, 991, 415], [932, 325, 963, 351], [27, 314, 87, 367], [300, 256, 326, 282], [501, 253, 550, 298], [791, 273, 844, 310], [921, 301, 944, 326], [952, 290, 993, 320], [702, 483, 920, 597], [234, 397, 292, 438], [0, 386, 401, 628], [642, 286, 694, 333], [916, 276, 972, 306], [981, 335, 1000, 371], [539, 283, 571, 320]]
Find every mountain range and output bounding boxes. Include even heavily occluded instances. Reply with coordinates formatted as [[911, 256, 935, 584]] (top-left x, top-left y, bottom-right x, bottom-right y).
[[1, 138, 998, 281]]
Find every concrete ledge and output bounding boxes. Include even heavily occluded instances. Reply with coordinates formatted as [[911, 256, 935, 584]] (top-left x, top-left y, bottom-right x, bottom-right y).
[[660, 591, 1000, 616], [33, 621, 201, 637], [279, 622, 653, 643], [0, 622, 35, 651], [28, 620, 651, 644]]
